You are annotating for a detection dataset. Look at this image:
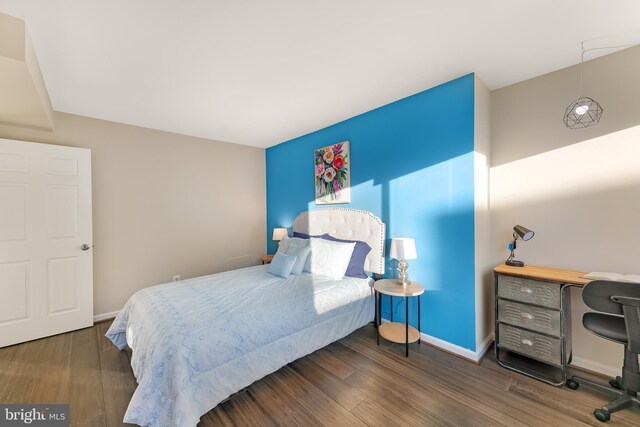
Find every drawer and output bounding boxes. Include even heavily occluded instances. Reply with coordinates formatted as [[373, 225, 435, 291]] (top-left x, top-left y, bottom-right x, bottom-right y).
[[498, 324, 562, 366], [498, 299, 561, 336], [497, 275, 560, 309]]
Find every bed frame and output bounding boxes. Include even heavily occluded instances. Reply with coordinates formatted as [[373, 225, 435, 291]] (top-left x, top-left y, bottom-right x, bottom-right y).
[[293, 208, 385, 275]]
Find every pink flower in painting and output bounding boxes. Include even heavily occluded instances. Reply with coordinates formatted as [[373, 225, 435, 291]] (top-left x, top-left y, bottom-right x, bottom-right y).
[[332, 155, 345, 170], [333, 179, 342, 192], [315, 162, 325, 177], [323, 150, 334, 164], [323, 167, 336, 182], [332, 143, 343, 155]]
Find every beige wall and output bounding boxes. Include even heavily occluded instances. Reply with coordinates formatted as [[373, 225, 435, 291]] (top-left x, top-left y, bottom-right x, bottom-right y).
[[490, 46, 640, 375], [473, 74, 492, 352], [0, 112, 266, 317], [0, 12, 54, 131]]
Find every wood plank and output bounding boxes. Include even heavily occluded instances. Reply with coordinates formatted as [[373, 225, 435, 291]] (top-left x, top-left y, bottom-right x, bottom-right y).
[[0, 343, 19, 382], [278, 407, 325, 427], [269, 365, 368, 426], [342, 362, 473, 426], [0, 337, 47, 403], [351, 398, 413, 427], [245, 373, 306, 424], [29, 332, 72, 404], [494, 264, 590, 286], [198, 406, 235, 427], [69, 326, 107, 427], [306, 347, 356, 380], [95, 321, 137, 427], [221, 389, 277, 427], [289, 355, 366, 411]]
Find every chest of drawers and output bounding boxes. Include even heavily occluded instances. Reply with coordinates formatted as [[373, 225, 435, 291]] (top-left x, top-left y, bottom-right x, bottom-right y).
[[493, 265, 588, 386]]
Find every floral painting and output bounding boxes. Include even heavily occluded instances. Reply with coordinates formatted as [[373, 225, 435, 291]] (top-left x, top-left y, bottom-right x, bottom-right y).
[[315, 141, 350, 204]]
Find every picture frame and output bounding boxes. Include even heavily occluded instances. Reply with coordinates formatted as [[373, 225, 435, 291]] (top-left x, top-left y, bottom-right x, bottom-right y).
[[314, 141, 350, 204]]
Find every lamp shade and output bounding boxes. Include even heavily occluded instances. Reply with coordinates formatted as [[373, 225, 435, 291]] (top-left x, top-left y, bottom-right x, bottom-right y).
[[272, 228, 288, 241], [563, 97, 603, 129], [513, 225, 534, 241], [389, 238, 417, 260]]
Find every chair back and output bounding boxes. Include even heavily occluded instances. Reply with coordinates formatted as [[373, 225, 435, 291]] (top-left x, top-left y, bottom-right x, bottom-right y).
[[583, 280, 640, 353]]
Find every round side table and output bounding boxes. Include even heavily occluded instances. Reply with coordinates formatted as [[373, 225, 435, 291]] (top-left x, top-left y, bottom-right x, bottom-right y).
[[374, 279, 424, 357]]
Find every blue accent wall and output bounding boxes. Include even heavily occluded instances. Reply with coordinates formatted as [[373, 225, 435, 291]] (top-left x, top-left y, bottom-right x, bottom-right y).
[[266, 74, 477, 350]]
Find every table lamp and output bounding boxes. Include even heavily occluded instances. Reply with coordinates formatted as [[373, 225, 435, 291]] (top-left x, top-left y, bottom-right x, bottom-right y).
[[505, 224, 535, 267], [272, 228, 288, 246], [389, 238, 417, 286]]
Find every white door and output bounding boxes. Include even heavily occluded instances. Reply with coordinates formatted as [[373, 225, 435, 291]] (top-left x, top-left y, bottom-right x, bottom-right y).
[[0, 138, 93, 347]]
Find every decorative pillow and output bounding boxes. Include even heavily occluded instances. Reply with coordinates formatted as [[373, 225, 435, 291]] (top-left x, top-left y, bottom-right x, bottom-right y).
[[293, 231, 329, 239], [267, 252, 297, 278], [283, 243, 311, 275], [304, 238, 356, 280], [294, 232, 371, 279], [279, 236, 310, 254], [322, 235, 372, 279]]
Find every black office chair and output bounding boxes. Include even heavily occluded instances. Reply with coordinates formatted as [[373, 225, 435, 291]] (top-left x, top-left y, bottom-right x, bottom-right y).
[[566, 280, 640, 422]]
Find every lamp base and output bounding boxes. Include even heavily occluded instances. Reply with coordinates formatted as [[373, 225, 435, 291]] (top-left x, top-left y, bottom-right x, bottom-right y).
[[397, 259, 410, 286], [506, 259, 525, 267]]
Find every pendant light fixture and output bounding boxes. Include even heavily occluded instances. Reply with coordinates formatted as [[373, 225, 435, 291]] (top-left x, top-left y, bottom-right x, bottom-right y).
[[563, 42, 603, 129]]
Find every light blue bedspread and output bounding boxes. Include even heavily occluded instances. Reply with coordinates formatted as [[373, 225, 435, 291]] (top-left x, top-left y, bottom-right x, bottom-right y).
[[106, 265, 374, 426]]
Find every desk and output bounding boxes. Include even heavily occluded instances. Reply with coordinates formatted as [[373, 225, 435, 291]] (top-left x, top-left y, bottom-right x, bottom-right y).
[[494, 264, 588, 386]]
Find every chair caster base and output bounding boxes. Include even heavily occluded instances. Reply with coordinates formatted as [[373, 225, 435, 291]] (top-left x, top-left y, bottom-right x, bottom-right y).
[[608, 377, 623, 391], [594, 408, 610, 422], [566, 379, 579, 390]]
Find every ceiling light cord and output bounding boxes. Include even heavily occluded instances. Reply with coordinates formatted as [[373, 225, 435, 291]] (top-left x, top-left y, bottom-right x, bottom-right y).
[[579, 42, 584, 97], [578, 43, 635, 97]]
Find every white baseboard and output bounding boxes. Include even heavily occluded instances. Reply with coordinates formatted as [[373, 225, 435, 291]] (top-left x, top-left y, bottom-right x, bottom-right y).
[[381, 318, 493, 363], [475, 333, 494, 360], [94, 310, 119, 322], [571, 356, 620, 378]]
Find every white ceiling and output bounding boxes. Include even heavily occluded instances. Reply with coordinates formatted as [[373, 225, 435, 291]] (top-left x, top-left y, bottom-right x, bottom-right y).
[[1, 1, 639, 148]]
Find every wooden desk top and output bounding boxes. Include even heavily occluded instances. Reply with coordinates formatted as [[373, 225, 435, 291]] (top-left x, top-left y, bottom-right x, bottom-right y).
[[493, 264, 590, 286]]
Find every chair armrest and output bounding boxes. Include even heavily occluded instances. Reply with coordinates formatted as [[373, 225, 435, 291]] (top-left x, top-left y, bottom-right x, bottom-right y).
[[611, 295, 640, 306]]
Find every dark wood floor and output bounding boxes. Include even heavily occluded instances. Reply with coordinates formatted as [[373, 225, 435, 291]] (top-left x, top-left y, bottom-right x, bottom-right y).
[[0, 322, 639, 426]]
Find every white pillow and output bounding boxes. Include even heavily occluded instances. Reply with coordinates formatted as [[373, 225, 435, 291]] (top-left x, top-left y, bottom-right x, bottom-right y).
[[304, 238, 356, 280]]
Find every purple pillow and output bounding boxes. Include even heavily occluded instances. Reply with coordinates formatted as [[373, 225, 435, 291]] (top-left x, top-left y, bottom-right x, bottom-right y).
[[293, 231, 371, 279], [293, 231, 328, 239]]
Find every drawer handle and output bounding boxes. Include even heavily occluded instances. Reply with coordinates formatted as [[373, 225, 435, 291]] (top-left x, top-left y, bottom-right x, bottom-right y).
[[520, 312, 534, 320], [520, 287, 533, 294], [521, 339, 534, 346]]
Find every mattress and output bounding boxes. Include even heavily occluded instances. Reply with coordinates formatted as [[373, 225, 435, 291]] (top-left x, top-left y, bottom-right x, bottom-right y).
[[106, 264, 374, 427]]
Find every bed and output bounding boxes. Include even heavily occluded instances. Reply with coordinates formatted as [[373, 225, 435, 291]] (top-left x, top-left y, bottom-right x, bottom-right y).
[[106, 208, 385, 427]]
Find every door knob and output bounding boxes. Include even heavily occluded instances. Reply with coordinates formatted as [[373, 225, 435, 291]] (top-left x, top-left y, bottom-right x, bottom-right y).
[[81, 244, 91, 251]]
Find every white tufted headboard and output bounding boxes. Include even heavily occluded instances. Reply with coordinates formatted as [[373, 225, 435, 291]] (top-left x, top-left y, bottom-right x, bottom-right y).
[[293, 208, 385, 275]]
